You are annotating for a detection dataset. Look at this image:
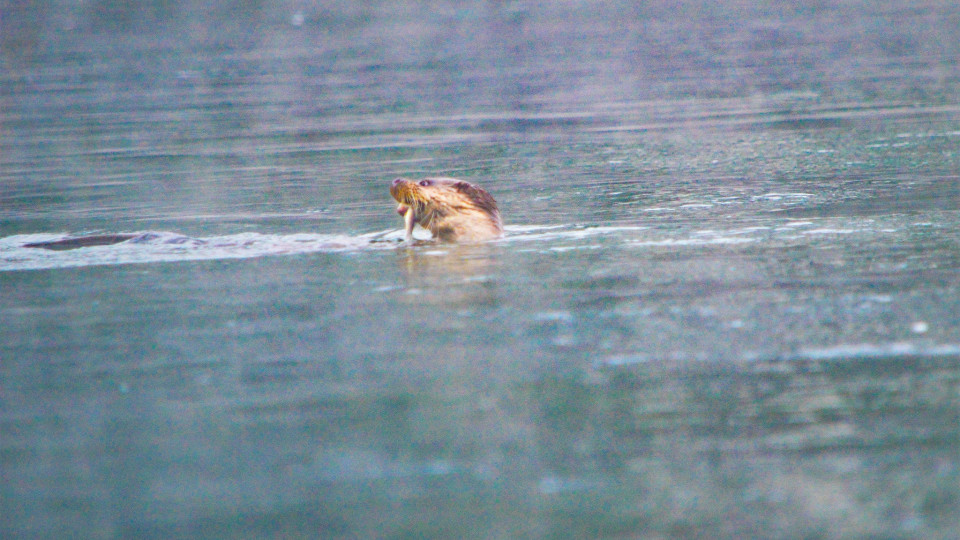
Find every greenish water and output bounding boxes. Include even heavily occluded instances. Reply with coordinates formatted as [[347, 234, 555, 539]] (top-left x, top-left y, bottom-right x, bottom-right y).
[[3, 1, 960, 538]]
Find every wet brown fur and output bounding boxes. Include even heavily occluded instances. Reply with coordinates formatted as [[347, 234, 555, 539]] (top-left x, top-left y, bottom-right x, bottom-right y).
[[390, 177, 503, 242]]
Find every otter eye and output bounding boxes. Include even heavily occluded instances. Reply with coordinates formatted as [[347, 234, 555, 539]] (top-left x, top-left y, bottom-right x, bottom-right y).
[[419, 179, 433, 187]]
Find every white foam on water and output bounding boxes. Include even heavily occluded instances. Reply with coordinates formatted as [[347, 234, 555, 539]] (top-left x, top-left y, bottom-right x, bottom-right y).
[[752, 192, 814, 201], [597, 342, 960, 368], [797, 342, 960, 361], [501, 225, 648, 243], [628, 236, 756, 247], [800, 228, 861, 235]]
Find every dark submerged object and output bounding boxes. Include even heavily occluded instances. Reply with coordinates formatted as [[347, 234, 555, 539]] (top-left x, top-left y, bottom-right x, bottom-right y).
[[24, 234, 140, 251]]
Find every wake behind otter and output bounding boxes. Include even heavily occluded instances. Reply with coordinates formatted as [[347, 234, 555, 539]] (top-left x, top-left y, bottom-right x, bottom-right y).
[[3, 231, 399, 271], [4, 226, 653, 272]]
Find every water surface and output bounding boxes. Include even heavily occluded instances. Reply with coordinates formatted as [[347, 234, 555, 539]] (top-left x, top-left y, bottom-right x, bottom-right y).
[[3, 1, 960, 538]]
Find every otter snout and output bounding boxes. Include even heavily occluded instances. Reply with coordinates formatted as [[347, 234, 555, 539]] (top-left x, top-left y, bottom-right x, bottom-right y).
[[390, 177, 411, 203]]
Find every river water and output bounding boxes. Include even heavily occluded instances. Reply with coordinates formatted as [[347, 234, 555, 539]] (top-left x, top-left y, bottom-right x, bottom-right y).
[[3, 1, 960, 538]]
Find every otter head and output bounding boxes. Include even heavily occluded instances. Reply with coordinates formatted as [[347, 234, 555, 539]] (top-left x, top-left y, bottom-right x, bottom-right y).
[[390, 177, 503, 242]]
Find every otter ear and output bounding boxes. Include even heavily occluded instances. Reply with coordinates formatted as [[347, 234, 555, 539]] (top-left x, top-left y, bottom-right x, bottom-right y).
[[453, 181, 473, 192]]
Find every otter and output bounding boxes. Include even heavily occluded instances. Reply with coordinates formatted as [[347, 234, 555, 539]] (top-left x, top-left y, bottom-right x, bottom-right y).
[[390, 177, 503, 242]]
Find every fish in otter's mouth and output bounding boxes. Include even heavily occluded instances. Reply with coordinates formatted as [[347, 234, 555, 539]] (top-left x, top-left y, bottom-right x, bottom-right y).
[[390, 177, 502, 242]]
